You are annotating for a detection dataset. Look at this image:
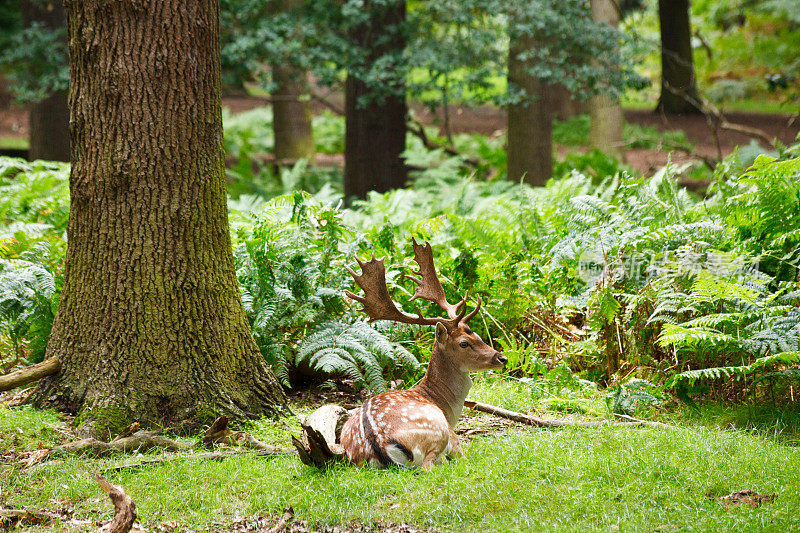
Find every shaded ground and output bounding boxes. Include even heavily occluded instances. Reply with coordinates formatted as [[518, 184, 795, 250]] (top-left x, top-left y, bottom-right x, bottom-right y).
[[2, 96, 798, 175]]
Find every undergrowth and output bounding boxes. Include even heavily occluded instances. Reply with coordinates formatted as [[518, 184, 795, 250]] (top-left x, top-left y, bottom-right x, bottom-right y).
[[2, 122, 799, 404]]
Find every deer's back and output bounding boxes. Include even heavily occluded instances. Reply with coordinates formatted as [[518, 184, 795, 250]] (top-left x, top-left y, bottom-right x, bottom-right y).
[[340, 390, 455, 468]]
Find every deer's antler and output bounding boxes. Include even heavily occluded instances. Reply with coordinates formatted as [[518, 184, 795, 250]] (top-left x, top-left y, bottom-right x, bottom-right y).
[[345, 240, 481, 330], [345, 256, 440, 327]]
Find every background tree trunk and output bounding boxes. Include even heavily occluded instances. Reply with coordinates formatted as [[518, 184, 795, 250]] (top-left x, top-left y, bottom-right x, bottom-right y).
[[272, 67, 314, 164], [344, 0, 407, 202], [271, 0, 314, 164], [657, 0, 702, 114], [507, 35, 553, 187], [589, 0, 624, 159], [21, 0, 69, 161], [551, 86, 587, 121], [35, 0, 288, 437]]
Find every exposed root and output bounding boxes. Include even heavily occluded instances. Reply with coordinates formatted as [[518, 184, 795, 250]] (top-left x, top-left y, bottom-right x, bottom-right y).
[[96, 474, 136, 533], [0, 357, 60, 392], [199, 415, 278, 451], [48, 430, 182, 458]]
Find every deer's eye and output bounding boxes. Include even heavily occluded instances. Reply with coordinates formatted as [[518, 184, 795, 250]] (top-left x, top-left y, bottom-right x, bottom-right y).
[[459, 341, 470, 349]]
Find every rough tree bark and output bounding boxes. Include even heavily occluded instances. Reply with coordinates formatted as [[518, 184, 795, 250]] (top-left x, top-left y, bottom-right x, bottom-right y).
[[21, 0, 70, 161], [35, 0, 289, 437], [507, 34, 553, 187], [272, 0, 314, 164], [657, 0, 701, 114], [589, 0, 624, 159], [344, 0, 407, 202]]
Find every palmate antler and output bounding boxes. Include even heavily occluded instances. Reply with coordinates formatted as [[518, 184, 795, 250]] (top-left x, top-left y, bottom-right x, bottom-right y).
[[344, 239, 480, 330]]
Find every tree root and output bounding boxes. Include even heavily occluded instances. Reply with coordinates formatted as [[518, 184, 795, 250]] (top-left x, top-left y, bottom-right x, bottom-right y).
[[96, 474, 137, 533], [199, 415, 279, 451], [463, 400, 673, 429], [0, 357, 60, 392], [47, 430, 181, 458], [36, 417, 289, 465]]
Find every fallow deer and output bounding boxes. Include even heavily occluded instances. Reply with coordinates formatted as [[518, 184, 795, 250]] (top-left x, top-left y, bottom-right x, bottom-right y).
[[337, 239, 507, 469]]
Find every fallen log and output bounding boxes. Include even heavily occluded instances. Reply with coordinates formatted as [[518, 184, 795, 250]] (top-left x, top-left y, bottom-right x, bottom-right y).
[[463, 400, 672, 429], [0, 357, 60, 392]]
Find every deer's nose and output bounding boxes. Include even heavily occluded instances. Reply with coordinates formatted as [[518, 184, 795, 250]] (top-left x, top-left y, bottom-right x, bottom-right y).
[[494, 353, 508, 366]]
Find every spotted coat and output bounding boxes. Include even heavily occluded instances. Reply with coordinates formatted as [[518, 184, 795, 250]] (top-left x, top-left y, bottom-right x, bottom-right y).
[[340, 390, 462, 469]]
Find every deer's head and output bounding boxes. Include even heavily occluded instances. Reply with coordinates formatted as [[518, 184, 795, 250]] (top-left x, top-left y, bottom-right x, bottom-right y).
[[345, 239, 506, 371], [434, 321, 506, 371]]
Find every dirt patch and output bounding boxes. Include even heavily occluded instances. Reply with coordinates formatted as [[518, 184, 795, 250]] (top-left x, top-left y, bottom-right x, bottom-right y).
[[711, 490, 777, 507], [220, 509, 441, 533], [0, 105, 27, 140]]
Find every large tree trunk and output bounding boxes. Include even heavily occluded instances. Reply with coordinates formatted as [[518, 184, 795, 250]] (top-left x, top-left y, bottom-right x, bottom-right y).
[[589, 0, 624, 159], [657, 0, 701, 114], [35, 0, 289, 437], [344, 0, 407, 202], [21, 0, 69, 161], [272, 67, 314, 164], [507, 35, 553, 187]]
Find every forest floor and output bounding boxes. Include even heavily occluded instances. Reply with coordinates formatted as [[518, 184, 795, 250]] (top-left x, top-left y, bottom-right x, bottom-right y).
[[1, 97, 797, 176], [2, 378, 799, 532]]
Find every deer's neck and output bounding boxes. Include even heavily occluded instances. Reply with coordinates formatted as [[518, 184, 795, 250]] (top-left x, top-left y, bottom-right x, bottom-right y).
[[414, 343, 472, 427]]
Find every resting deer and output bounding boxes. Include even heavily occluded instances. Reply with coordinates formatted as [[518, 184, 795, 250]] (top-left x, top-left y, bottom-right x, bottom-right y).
[[332, 240, 507, 469]]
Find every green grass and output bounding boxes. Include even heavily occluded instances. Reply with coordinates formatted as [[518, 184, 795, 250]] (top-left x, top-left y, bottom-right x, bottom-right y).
[[0, 136, 28, 150], [2, 380, 799, 532]]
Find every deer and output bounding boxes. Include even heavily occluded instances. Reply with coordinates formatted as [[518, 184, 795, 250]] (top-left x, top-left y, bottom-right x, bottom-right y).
[[326, 239, 507, 469]]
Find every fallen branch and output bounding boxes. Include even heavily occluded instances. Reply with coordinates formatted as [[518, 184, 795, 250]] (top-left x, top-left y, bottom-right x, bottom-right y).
[[463, 400, 672, 429], [0, 357, 60, 392], [96, 474, 136, 533], [100, 448, 295, 473], [407, 118, 483, 168]]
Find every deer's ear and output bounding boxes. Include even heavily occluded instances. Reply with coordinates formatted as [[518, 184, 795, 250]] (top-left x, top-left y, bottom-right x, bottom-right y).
[[435, 322, 449, 345]]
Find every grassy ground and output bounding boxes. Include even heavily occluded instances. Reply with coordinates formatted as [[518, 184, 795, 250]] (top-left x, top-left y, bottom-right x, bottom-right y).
[[1, 379, 799, 532]]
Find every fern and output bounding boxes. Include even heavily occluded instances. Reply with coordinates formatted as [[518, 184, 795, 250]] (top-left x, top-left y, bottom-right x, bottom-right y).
[[0, 261, 58, 364], [671, 351, 800, 386]]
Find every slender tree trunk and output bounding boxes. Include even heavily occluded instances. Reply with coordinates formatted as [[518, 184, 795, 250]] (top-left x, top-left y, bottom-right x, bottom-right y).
[[272, 0, 314, 164], [550, 85, 586, 121], [35, 0, 288, 437], [507, 35, 553, 187], [589, 0, 624, 159], [344, 0, 407, 202], [21, 0, 69, 161], [657, 0, 701, 114], [272, 67, 314, 164], [29, 91, 70, 162], [0, 76, 11, 109]]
